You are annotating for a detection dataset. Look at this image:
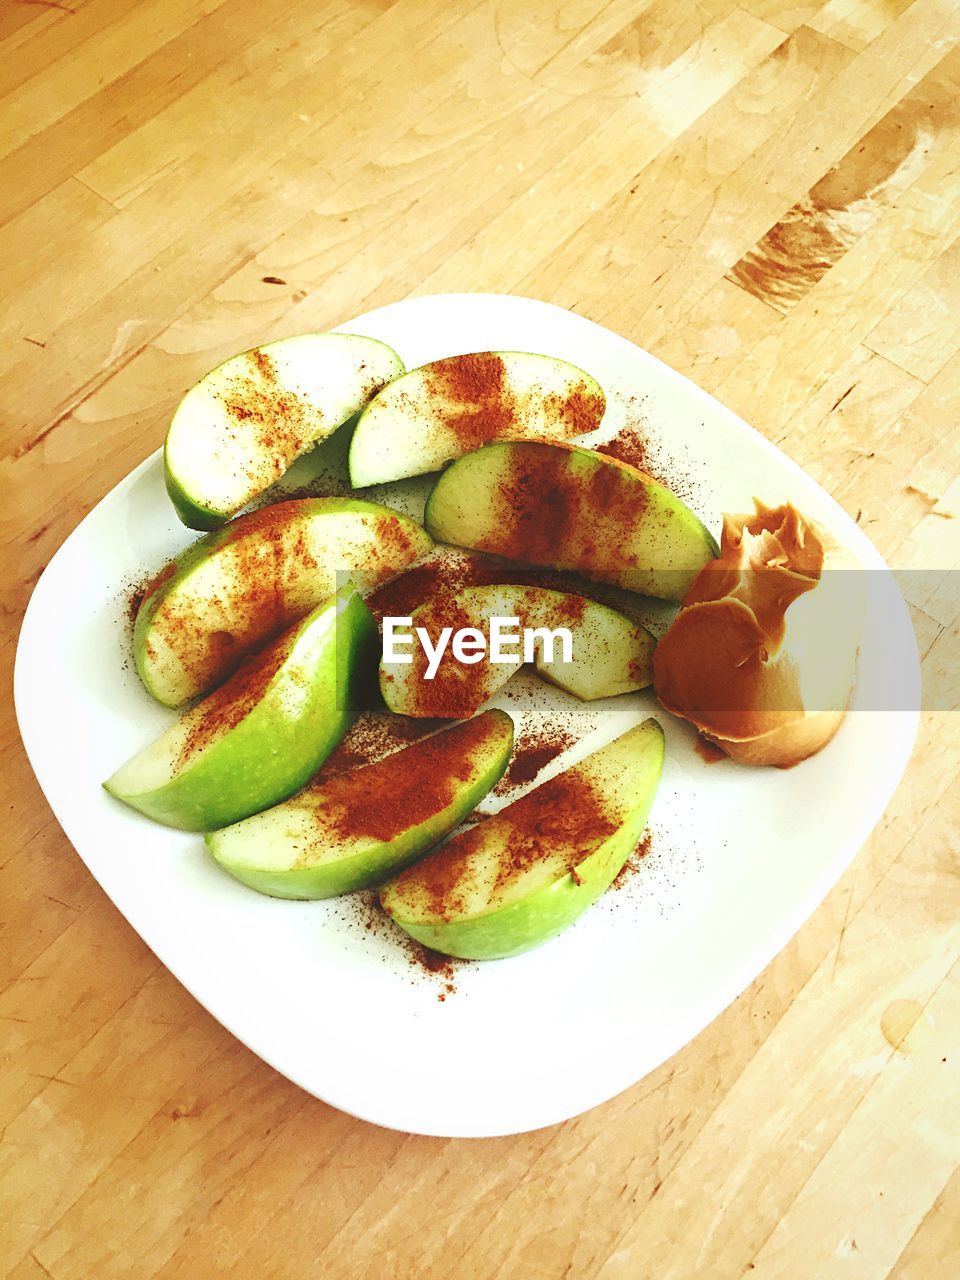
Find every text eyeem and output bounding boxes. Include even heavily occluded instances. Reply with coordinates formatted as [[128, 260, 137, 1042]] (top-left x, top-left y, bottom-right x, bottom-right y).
[[382, 616, 573, 680]]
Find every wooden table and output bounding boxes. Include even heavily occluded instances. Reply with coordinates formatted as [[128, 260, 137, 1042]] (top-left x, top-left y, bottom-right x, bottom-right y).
[[2, 2, 958, 1276]]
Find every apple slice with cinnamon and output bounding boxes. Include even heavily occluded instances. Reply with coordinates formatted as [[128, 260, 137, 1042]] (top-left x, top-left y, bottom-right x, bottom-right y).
[[379, 718, 664, 960], [424, 439, 718, 602], [348, 351, 605, 486], [165, 333, 404, 529], [105, 587, 376, 831], [135, 497, 431, 707], [205, 711, 513, 899], [379, 583, 655, 718]]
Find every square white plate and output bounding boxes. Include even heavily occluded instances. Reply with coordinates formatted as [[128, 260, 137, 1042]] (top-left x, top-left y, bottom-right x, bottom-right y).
[[15, 294, 919, 1137]]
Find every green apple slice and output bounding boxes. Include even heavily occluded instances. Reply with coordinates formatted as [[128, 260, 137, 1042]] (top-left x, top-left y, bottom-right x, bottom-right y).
[[380, 583, 655, 718], [135, 497, 432, 707], [380, 718, 664, 959], [424, 440, 719, 602], [105, 586, 376, 832], [205, 710, 514, 899], [165, 333, 404, 529], [348, 351, 605, 487]]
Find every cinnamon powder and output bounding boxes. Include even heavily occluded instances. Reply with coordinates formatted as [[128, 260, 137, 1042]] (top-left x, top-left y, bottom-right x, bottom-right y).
[[383, 582, 594, 718], [391, 768, 617, 922], [610, 830, 653, 891], [338, 892, 463, 1001], [423, 352, 603, 451], [366, 547, 646, 623], [408, 942, 458, 1001], [426, 352, 511, 450], [216, 348, 387, 493], [470, 442, 652, 571], [143, 500, 415, 701], [399, 594, 481, 718], [493, 720, 575, 795], [304, 716, 491, 846], [491, 770, 616, 888], [595, 394, 697, 503], [314, 712, 447, 781], [175, 625, 296, 768]]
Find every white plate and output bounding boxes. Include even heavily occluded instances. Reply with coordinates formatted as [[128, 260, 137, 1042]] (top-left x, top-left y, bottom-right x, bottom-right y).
[[15, 294, 919, 1137]]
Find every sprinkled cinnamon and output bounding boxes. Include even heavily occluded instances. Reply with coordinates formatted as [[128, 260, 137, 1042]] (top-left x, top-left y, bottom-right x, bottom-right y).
[[595, 393, 697, 502], [596, 423, 654, 473], [409, 943, 459, 1001], [426, 352, 510, 450], [560, 384, 606, 435], [365, 547, 649, 623], [313, 712, 448, 781], [490, 770, 616, 889], [470, 442, 653, 571], [420, 351, 603, 450], [398, 594, 482, 718], [384, 583, 596, 718], [175, 625, 297, 768], [390, 767, 617, 922], [300, 716, 493, 846], [493, 720, 575, 794], [610, 831, 653, 890], [214, 348, 387, 493], [141, 499, 421, 702], [337, 891, 464, 1001], [127, 578, 150, 628]]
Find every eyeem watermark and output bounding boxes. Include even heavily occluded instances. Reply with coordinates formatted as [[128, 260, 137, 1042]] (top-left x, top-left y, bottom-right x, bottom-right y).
[[383, 616, 573, 679]]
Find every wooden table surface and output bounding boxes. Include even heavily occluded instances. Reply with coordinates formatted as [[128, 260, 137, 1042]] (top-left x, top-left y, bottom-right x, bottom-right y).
[[2, 1, 959, 1276]]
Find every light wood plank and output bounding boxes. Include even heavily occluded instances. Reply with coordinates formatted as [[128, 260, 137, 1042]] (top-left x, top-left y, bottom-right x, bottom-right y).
[[741, 0, 829, 33], [726, 50, 960, 311], [0, 0, 143, 94], [715, 97, 960, 438], [865, 232, 960, 381], [0, 0, 228, 158], [809, 0, 918, 51], [417, 7, 786, 295], [889, 1166, 960, 1278], [518, 25, 856, 318], [599, 0, 960, 346], [590, 784, 960, 1279], [749, 964, 959, 1277], [1, 0, 959, 1276], [0, 972, 224, 1276]]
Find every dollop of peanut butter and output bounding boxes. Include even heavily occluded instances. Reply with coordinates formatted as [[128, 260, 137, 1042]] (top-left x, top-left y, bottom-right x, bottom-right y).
[[684, 501, 824, 648], [653, 501, 859, 765]]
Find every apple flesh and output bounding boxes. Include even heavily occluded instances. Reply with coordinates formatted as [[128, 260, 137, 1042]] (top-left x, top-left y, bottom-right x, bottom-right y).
[[424, 440, 718, 602], [348, 351, 605, 487], [205, 710, 514, 899], [105, 586, 376, 832], [135, 497, 432, 707], [380, 718, 664, 959], [165, 333, 404, 529], [380, 583, 655, 717]]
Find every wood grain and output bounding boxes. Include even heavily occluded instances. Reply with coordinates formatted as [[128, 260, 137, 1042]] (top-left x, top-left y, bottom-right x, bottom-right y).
[[726, 49, 960, 311], [2, 1, 958, 1277]]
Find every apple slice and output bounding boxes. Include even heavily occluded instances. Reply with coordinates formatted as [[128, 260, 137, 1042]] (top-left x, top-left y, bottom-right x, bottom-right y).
[[135, 497, 432, 707], [380, 583, 654, 718], [205, 710, 514, 899], [380, 718, 664, 959], [424, 440, 719, 602], [165, 333, 404, 529], [105, 587, 376, 832], [348, 351, 605, 487]]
